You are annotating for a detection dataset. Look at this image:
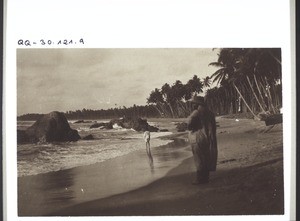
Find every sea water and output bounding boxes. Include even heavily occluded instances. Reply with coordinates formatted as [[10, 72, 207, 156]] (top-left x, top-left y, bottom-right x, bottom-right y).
[[17, 120, 173, 177]]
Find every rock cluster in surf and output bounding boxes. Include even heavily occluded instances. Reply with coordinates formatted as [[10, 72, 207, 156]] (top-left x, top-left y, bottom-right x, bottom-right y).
[[89, 117, 159, 132], [17, 111, 80, 144]]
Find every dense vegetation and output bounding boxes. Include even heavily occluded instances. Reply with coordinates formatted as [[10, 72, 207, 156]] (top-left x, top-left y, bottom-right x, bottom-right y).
[[147, 48, 282, 118], [18, 48, 282, 121], [206, 48, 282, 117], [18, 105, 160, 120]]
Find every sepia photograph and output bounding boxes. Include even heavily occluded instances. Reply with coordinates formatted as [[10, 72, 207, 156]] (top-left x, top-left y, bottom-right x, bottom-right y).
[[16, 48, 284, 216]]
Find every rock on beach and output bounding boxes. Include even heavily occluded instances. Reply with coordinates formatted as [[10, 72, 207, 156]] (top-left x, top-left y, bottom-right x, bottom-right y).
[[17, 111, 81, 144]]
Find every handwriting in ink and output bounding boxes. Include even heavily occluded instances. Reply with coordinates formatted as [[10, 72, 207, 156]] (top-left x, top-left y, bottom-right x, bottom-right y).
[[18, 38, 85, 46]]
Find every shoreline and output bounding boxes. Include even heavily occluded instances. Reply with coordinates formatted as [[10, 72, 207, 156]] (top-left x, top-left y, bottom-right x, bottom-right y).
[[17, 130, 179, 178], [17, 132, 188, 178], [51, 154, 283, 216], [18, 135, 191, 216], [18, 118, 284, 216]]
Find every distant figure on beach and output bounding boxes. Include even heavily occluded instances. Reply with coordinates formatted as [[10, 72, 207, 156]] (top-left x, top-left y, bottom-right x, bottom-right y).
[[143, 127, 154, 170], [187, 95, 218, 184]]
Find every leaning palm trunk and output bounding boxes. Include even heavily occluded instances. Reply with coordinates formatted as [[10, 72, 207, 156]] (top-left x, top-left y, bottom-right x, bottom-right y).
[[254, 74, 268, 110], [233, 83, 258, 119], [259, 82, 272, 112], [265, 78, 279, 113], [262, 77, 277, 113], [259, 81, 275, 114], [273, 85, 279, 108], [266, 86, 277, 113], [158, 103, 171, 117], [241, 81, 253, 113], [246, 75, 267, 113], [184, 102, 192, 116], [271, 84, 281, 110], [153, 104, 163, 117], [175, 102, 182, 117], [167, 103, 175, 118], [163, 103, 173, 117], [176, 100, 189, 116]]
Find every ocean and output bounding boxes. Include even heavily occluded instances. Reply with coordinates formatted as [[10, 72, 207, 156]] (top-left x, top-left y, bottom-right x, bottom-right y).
[[17, 120, 173, 177]]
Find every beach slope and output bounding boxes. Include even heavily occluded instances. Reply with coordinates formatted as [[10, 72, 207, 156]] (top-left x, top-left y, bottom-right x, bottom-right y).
[[51, 118, 284, 216]]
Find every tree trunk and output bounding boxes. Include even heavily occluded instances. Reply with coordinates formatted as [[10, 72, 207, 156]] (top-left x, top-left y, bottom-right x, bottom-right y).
[[246, 75, 266, 113], [176, 100, 189, 116], [153, 105, 163, 117], [233, 83, 258, 119], [254, 74, 268, 110], [168, 103, 175, 118], [263, 77, 277, 113], [158, 103, 170, 117]]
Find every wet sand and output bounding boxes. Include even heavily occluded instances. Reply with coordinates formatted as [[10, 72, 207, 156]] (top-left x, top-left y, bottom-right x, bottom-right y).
[[18, 117, 284, 216], [18, 137, 191, 216]]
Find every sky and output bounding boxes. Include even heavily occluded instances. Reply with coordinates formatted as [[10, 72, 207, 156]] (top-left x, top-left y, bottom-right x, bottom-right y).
[[17, 48, 219, 115]]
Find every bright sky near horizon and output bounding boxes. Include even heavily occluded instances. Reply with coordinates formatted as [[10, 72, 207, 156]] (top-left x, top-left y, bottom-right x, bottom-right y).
[[17, 48, 219, 115]]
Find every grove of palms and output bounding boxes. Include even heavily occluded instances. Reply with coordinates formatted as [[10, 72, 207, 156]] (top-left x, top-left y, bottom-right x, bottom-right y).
[[147, 48, 282, 119]]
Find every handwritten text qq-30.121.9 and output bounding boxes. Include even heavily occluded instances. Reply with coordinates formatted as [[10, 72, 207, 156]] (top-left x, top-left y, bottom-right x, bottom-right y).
[[17, 39, 85, 46]]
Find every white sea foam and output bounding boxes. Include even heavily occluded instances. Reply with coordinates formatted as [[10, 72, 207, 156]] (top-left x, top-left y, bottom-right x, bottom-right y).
[[17, 130, 173, 177], [128, 131, 172, 139], [17, 120, 174, 177]]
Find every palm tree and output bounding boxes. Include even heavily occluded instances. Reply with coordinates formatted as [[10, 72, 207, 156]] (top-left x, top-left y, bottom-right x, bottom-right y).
[[209, 48, 239, 85], [209, 48, 282, 117], [147, 88, 165, 117], [171, 80, 190, 117], [161, 83, 176, 117], [203, 76, 211, 88], [209, 49, 257, 117], [186, 75, 204, 96], [233, 48, 282, 114]]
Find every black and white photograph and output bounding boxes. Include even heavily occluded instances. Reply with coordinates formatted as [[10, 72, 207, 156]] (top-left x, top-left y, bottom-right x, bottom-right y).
[[4, 0, 295, 220], [16, 48, 284, 216]]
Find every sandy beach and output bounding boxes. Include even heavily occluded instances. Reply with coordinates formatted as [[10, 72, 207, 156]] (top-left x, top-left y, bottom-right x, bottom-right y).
[[18, 117, 284, 216]]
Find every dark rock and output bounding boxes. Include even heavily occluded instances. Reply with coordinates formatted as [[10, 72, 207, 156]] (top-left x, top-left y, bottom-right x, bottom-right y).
[[263, 113, 282, 126], [176, 122, 188, 132], [88, 117, 158, 132], [90, 123, 102, 129], [82, 134, 94, 140], [17, 130, 30, 144], [74, 120, 93, 124], [148, 125, 159, 132], [74, 120, 84, 124], [159, 129, 169, 132], [67, 129, 81, 142], [20, 111, 81, 144], [90, 122, 111, 129], [108, 117, 159, 132]]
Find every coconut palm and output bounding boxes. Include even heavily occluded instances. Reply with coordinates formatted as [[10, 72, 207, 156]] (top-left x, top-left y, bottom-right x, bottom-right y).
[[171, 80, 190, 117], [147, 88, 164, 104], [209, 48, 282, 117], [161, 83, 176, 117], [203, 76, 211, 88], [233, 48, 282, 114], [147, 88, 166, 117], [186, 75, 204, 95]]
